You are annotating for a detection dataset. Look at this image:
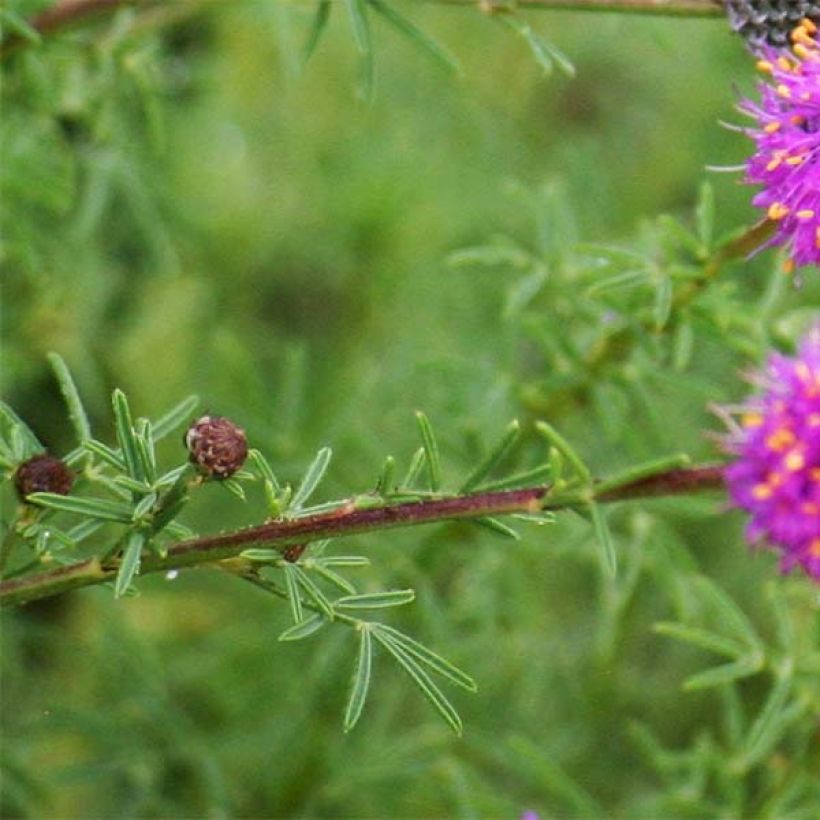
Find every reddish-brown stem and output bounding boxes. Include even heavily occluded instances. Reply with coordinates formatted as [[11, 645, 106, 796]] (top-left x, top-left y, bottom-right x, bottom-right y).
[[0, 464, 727, 608]]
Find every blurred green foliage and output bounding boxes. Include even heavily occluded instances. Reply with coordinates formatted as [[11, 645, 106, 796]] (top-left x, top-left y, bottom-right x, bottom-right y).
[[2, 2, 819, 817]]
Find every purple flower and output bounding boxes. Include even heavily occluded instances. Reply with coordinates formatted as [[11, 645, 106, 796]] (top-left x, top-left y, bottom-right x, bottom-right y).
[[723, 327, 820, 581], [739, 19, 820, 272]]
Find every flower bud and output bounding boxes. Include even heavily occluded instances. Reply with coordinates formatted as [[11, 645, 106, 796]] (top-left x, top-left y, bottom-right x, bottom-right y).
[[185, 415, 248, 479], [15, 453, 74, 501]]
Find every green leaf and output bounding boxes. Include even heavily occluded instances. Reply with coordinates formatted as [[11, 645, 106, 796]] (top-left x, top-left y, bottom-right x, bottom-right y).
[[401, 447, 427, 489], [653, 274, 673, 331], [152, 395, 199, 441], [693, 576, 763, 652], [334, 590, 416, 610], [47, 353, 91, 447], [373, 630, 463, 735], [278, 613, 325, 642], [283, 563, 304, 623], [248, 449, 281, 492], [345, 0, 370, 54], [112, 390, 143, 482], [0, 401, 42, 459], [221, 478, 246, 502], [594, 454, 691, 496], [83, 439, 127, 471], [590, 503, 617, 577], [369, 0, 461, 75], [683, 656, 763, 691], [27, 493, 133, 523], [344, 626, 373, 732], [241, 548, 282, 563], [460, 419, 520, 492], [0, 8, 43, 43], [310, 563, 357, 595], [376, 455, 396, 496], [302, 0, 332, 66], [293, 565, 335, 620], [500, 15, 575, 77], [134, 420, 157, 483], [115, 532, 144, 598], [535, 420, 591, 483], [472, 516, 520, 540], [654, 622, 745, 660], [290, 447, 332, 511], [415, 411, 441, 492], [740, 668, 798, 768], [476, 464, 553, 492], [315, 555, 370, 568], [373, 624, 477, 692]]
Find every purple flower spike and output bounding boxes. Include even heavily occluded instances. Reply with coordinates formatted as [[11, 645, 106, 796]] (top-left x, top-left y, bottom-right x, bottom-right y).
[[739, 19, 820, 272], [724, 327, 820, 582]]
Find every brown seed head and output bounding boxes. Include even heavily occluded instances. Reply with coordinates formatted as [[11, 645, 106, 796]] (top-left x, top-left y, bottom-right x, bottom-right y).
[[15, 453, 74, 501], [185, 415, 248, 479]]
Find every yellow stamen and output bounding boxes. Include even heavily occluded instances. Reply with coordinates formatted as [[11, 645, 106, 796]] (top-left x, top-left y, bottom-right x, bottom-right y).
[[768, 203, 790, 220]]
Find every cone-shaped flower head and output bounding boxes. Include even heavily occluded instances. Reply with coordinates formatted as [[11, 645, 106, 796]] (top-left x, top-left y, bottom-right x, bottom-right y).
[[726, 1, 820, 48], [739, 18, 820, 272], [724, 327, 820, 581]]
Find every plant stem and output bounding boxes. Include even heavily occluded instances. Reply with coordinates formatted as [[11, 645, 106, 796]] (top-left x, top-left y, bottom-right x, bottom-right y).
[[0, 0, 727, 58], [0, 464, 726, 608]]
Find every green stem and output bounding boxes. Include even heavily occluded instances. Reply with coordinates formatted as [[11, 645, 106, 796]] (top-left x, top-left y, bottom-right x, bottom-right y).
[[0, 463, 726, 608]]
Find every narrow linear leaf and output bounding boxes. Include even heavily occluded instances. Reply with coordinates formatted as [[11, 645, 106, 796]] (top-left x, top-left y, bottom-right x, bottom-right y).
[[594, 454, 691, 496], [249, 449, 281, 492], [415, 412, 441, 492], [401, 447, 427, 489], [0, 401, 42, 457], [290, 447, 332, 511], [152, 395, 199, 441], [376, 455, 396, 496], [115, 533, 144, 598], [315, 555, 370, 568], [283, 564, 304, 623], [374, 624, 477, 692], [473, 516, 520, 540], [134, 421, 156, 483], [47, 353, 91, 446], [0, 8, 43, 43], [83, 439, 126, 470], [683, 656, 763, 691], [335, 590, 415, 610], [112, 390, 143, 482], [369, 0, 461, 75], [373, 631, 462, 735], [535, 421, 591, 483], [590, 503, 617, 577], [27, 493, 133, 523], [279, 613, 325, 642], [132, 492, 158, 522], [460, 420, 521, 492], [311, 563, 357, 595], [344, 0, 370, 54], [654, 622, 745, 660], [241, 548, 282, 563], [344, 626, 373, 732], [741, 670, 796, 767], [302, 0, 332, 65], [221, 478, 246, 502], [293, 565, 335, 620], [693, 576, 762, 652], [476, 464, 553, 492], [653, 274, 673, 331]]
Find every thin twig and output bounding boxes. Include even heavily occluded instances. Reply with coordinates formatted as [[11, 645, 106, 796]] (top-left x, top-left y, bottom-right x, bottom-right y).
[[0, 464, 726, 607]]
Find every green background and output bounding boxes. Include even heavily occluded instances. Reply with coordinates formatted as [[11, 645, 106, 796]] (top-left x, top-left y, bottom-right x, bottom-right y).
[[2, 2, 818, 817]]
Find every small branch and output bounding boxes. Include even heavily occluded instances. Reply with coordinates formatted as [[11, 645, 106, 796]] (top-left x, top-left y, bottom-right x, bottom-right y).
[[449, 0, 723, 16], [1, 0, 728, 59], [0, 464, 726, 608]]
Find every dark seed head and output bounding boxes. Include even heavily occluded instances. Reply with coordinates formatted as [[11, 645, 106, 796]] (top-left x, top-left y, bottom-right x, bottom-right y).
[[185, 415, 248, 479], [724, 1, 820, 48], [15, 454, 74, 501]]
